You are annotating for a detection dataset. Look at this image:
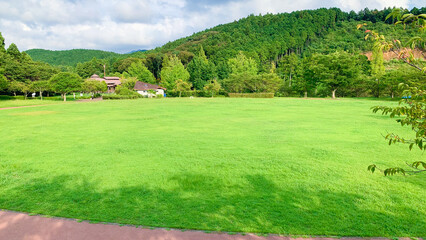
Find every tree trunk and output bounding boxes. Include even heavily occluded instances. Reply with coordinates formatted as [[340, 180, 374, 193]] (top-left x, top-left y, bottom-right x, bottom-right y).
[[289, 73, 292, 87], [211, 92, 214, 98], [64, 94, 67, 102], [304, 91, 308, 98], [179, 91, 182, 97], [332, 89, 337, 99], [24, 93, 27, 100], [40, 91, 43, 100], [391, 92, 394, 99], [13, 92, 16, 96], [73, 92, 76, 99]]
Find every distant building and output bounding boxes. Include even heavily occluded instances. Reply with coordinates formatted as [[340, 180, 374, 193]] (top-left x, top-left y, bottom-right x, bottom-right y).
[[134, 81, 166, 97], [90, 74, 121, 93]]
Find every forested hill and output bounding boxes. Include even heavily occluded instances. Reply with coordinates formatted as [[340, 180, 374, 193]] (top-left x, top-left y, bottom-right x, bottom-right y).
[[140, 7, 425, 63], [25, 7, 425, 68], [25, 49, 121, 66]]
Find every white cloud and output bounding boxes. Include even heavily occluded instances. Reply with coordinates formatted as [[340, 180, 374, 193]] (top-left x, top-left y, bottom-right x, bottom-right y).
[[0, 0, 419, 53]]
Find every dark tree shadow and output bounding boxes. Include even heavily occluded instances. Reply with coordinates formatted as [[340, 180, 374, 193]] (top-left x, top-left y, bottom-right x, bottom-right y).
[[0, 173, 424, 237]]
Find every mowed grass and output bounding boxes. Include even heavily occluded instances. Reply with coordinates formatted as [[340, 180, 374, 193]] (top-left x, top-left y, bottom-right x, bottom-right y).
[[0, 99, 60, 108], [0, 98, 424, 237]]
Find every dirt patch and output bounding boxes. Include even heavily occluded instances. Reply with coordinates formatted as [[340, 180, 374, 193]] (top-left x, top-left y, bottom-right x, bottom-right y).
[[363, 49, 425, 61]]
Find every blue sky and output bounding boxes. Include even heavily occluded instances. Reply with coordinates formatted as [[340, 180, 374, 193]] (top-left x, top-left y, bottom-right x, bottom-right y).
[[0, 0, 423, 53]]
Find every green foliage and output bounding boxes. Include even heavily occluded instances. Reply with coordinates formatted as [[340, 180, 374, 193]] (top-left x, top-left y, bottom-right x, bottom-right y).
[[187, 47, 216, 90], [115, 85, 139, 96], [82, 79, 107, 97], [307, 51, 361, 98], [49, 72, 83, 101], [6, 43, 21, 60], [228, 93, 274, 98], [120, 77, 138, 90], [8, 81, 26, 96], [203, 79, 222, 97], [160, 55, 190, 90], [126, 61, 156, 84], [175, 79, 192, 97], [75, 58, 105, 79], [228, 52, 258, 76], [30, 80, 50, 100], [0, 75, 8, 91], [25, 49, 121, 67]]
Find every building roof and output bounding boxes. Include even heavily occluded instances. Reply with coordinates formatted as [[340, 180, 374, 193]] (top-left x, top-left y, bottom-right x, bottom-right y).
[[134, 81, 166, 91], [89, 74, 121, 86]]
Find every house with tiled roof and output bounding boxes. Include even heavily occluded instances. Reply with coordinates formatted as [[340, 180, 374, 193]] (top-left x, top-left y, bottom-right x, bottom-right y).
[[90, 74, 121, 93], [134, 81, 166, 97]]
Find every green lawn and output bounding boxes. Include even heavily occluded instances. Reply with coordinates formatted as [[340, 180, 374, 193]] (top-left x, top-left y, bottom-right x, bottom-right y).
[[0, 98, 424, 237], [0, 99, 60, 108]]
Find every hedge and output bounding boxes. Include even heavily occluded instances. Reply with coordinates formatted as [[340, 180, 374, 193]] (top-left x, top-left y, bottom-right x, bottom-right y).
[[228, 93, 274, 98], [102, 94, 142, 100]]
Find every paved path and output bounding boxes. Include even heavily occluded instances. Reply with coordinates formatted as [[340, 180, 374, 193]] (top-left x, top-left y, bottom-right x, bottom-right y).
[[0, 211, 405, 240]]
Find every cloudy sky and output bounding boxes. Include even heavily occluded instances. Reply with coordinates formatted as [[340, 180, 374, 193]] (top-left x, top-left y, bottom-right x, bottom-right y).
[[0, 0, 423, 53]]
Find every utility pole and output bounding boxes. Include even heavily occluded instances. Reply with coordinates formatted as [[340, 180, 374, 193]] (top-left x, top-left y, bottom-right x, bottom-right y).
[[103, 65, 106, 77]]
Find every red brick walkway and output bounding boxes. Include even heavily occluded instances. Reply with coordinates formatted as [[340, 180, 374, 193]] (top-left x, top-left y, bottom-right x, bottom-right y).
[[0, 211, 401, 240]]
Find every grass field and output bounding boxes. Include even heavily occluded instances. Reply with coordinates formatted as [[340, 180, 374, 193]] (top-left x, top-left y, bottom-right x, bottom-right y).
[[0, 98, 424, 237]]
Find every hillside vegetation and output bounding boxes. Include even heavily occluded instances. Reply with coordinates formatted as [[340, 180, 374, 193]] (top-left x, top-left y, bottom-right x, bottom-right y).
[[25, 49, 121, 67], [3, 7, 425, 99]]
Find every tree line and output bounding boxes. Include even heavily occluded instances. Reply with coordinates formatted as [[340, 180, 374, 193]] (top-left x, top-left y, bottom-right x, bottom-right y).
[[1, 7, 425, 99]]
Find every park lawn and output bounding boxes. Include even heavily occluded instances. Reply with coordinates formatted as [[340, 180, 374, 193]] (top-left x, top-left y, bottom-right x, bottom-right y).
[[0, 99, 60, 108], [0, 98, 424, 237]]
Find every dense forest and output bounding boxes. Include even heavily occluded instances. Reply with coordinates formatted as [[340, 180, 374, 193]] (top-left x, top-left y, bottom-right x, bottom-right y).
[[2, 7, 425, 99], [25, 49, 121, 67]]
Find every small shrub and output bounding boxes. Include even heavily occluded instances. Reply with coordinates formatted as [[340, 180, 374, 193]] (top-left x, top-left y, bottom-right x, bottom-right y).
[[228, 93, 274, 98]]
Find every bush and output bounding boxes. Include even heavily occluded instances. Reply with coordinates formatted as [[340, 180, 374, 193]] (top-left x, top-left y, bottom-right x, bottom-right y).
[[165, 90, 227, 98], [116, 86, 140, 96], [228, 93, 274, 98]]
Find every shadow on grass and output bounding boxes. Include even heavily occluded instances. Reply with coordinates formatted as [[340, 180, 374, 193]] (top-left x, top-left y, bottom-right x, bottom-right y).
[[0, 174, 424, 237]]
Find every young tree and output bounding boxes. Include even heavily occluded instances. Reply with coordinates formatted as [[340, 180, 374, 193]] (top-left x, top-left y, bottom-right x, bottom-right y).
[[228, 52, 258, 76], [82, 79, 107, 99], [20, 82, 30, 100], [371, 46, 385, 97], [120, 77, 138, 90], [49, 72, 83, 101], [160, 55, 190, 90], [363, 12, 426, 175], [30, 80, 50, 100], [126, 61, 156, 84], [175, 79, 192, 97], [204, 79, 221, 97]]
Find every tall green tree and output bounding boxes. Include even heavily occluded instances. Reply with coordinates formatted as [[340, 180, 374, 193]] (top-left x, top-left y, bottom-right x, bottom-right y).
[[126, 61, 156, 84], [309, 51, 361, 99], [6, 43, 21, 60], [160, 55, 190, 90], [30, 80, 50, 100], [49, 72, 83, 101], [187, 46, 216, 90]]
